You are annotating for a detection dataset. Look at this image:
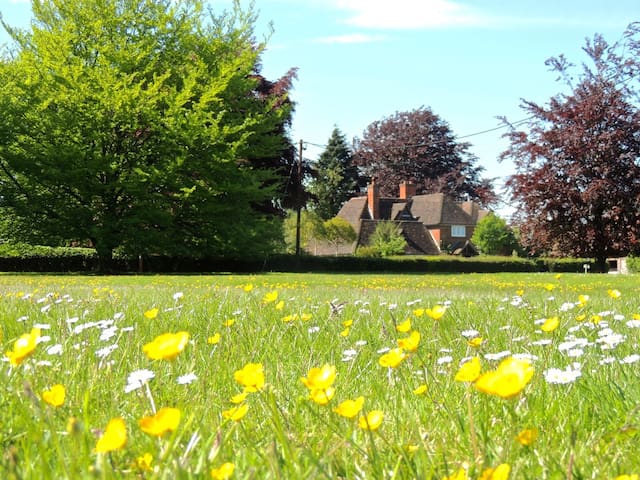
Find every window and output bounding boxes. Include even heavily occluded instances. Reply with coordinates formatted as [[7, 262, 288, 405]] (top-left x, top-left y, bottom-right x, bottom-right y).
[[451, 225, 466, 238]]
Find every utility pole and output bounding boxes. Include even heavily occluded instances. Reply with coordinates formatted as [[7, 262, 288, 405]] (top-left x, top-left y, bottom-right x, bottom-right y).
[[295, 139, 303, 256]]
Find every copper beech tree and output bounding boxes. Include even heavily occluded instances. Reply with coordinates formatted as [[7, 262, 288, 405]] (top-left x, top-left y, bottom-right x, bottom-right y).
[[501, 26, 640, 270], [353, 107, 497, 206]]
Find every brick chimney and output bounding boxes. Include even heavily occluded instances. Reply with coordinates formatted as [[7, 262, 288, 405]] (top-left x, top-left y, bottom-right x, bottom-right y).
[[367, 178, 380, 219], [399, 181, 416, 200]]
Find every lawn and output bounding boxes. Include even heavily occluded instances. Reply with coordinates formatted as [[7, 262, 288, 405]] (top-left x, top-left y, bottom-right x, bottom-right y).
[[1, 272, 639, 479]]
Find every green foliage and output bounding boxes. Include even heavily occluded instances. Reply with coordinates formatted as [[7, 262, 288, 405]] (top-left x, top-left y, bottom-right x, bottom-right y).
[[369, 221, 407, 257], [626, 255, 640, 273], [471, 213, 520, 255], [354, 246, 381, 258], [0, 0, 292, 267], [283, 209, 325, 254], [309, 127, 359, 220], [321, 217, 356, 255]]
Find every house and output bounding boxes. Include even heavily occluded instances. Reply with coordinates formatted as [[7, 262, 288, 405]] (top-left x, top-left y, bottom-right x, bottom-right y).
[[310, 179, 490, 256]]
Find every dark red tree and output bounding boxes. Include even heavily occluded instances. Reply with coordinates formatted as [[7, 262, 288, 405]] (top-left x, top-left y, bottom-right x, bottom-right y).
[[501, 30, 640, 270], [353, 107, 497, 206]]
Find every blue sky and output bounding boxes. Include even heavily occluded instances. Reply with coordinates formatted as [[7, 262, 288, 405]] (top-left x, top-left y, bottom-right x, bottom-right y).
[[1, 0, 639, 209]]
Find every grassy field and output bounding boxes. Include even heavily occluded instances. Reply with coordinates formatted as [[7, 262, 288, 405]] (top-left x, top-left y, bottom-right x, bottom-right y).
[[1, 272, 640, 479]]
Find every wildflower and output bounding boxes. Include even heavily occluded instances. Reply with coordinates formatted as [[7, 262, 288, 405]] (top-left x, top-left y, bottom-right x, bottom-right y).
[[143, 332, 189, 361], [467, 337, 483, 347], [301, 364, 336, 391], [234, 363, 265, 392], [96, 344, 118, 359], [340, 327, 350, 337], [379, 348, 407, 368], [543, 283, 555, 292], [45, 343, 62, 355], [396, 319, 412, 332], [615, 476, 639, 480], [243, 283, 254, 292], [540, 316, 560, 333], [343, 319, 353, 327], [333, 396, 364, 418], [222, 403, 249, 421], [413, 384, 428, 395], [621, 354, 640, 364], [173, 292, 183, 301], [442, 467, 468, 480], [208, 333, 221, 345], [437, 355, 453, 365], [177, 372, 198, 385], [300, 313, 312, 321], [125, 369, 155, 393], [42, 384, 65, 407], [223, 319, 235, 327], [516, 428, 538, 446], [211, 462, 235, 480], [413, 308, 424, 317], [475, 357, 534, 399], [263, 290, 278, 304], [425, 305, 446, 320], [398, 331, 420, 352], [607, 289, 622, 299], [135, 453, 153, 471], [139, 407, 181, 437], [308, 387, 335, 405], [144, 308, 159, 320], [461, 329, 480, 338], [358, 410, 384, 431], [455, 357, 481, 382], [577, 294, 589, 307], [230, 391, 249, 404], [479, 463, 511, 480], [5, 328, 41, 366], [95, 417, 127, 453], [543, 365, 581, 384]]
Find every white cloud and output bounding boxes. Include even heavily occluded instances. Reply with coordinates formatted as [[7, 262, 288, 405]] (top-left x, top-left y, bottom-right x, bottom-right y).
[[314, 33, 385, 44], [328, 0, 489, 29]]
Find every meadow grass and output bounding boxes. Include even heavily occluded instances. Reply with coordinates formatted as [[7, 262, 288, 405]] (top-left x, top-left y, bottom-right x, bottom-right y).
[[1, 272, 640, 479]]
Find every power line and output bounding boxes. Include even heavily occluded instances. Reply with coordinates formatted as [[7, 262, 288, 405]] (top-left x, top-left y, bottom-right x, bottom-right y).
[[300, 116, 535, 153]]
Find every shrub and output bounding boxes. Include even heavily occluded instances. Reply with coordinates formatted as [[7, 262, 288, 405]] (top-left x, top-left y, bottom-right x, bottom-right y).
[[369, 221, 407, 257], [627, 255, 640, 273]]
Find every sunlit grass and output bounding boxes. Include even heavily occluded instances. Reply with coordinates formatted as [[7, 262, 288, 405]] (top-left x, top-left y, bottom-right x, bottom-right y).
[[1, 272, 640, 479]]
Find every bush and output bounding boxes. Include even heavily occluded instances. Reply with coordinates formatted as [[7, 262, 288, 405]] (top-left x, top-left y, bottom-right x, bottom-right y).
[[369, 221, 406, 257], [627, 255, 640, 273], [355, 246, 381, 258]]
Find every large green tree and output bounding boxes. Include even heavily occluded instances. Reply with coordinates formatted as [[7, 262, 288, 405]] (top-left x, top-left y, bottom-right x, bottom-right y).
[[309, 127, 359, 220], [471, 213, 519, 256], [0, 0, 295, 268]]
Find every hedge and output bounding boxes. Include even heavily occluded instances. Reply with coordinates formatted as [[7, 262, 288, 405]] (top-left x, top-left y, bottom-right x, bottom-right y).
[[0, 244, 598, 274]]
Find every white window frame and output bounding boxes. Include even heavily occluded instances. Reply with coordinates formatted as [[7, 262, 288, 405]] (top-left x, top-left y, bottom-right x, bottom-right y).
[[451, 225, 466, 238]]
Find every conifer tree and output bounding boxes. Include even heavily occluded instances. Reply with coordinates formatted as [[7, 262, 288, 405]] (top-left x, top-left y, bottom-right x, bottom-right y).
[[309, 127, 359, 220]]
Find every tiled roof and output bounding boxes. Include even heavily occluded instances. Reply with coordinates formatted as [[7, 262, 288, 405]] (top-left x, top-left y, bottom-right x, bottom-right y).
[[336, 196, 369, 233], [410, 193, 475, 225], [357, 220, 440, 255]]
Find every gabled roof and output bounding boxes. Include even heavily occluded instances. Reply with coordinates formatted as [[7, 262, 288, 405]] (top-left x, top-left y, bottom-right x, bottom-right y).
[[337, 192, 488, 227], [409, 193, 476, 226], [336, 196, 369, 232]]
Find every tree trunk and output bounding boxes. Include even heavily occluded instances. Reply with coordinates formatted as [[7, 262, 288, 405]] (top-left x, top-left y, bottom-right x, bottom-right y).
[[95, 244, 115, 273], [593, 254, 609, 273]]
